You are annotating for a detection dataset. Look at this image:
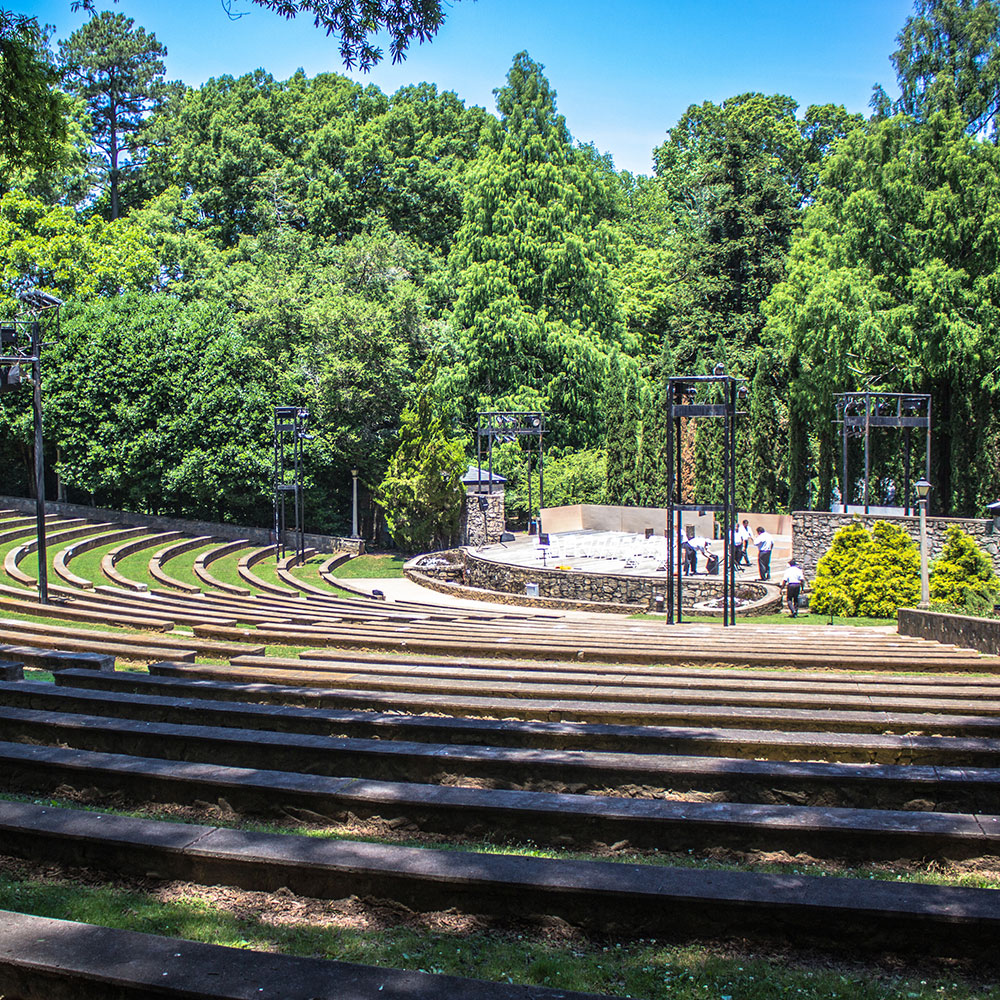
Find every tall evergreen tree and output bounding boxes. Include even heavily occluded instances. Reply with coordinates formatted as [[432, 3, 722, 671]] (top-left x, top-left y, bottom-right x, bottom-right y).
[[59, 12, 174, 218], [443, 52, 624, 449], [619, 365, 641, 506], [764, 111, 1000, 515], [603, 350, 626, 504]]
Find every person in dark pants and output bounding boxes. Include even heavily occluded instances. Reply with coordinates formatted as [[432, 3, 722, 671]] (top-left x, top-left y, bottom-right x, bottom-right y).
[[780, 559, 806, 616], [753, 526, 774, 581], [737, 519, 753, 567]]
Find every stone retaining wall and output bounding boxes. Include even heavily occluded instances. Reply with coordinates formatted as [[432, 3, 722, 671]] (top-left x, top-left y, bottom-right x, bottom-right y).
[[793, 511, 1000, 578], [0, 495, 363, 556], [460, 548, 779, 614], [898, 608, 1000, 657]]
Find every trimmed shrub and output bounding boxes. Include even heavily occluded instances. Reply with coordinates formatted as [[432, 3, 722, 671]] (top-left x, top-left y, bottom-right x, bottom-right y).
[[850, 521, 920, 618], [930, 526, 1000, 616], [811, 519, 919, 619]]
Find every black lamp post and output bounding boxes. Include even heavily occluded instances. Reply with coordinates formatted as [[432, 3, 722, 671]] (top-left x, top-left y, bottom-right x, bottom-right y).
[[915, 477, 931, 608], [2, 290, 63, 604]]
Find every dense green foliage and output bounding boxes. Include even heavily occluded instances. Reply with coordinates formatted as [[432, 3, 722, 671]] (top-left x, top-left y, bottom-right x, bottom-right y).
[[811, 520, 921, 619], [930, 525, 1000, 613], [376, 390, 465, 551], [0, 11, 71, 173], [2, 2, 999, 548]]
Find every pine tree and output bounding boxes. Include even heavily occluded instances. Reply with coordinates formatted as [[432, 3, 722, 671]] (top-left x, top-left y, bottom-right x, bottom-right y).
[[59, 12, 174, 218]]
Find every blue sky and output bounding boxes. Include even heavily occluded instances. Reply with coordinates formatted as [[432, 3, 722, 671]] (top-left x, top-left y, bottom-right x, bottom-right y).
[[27, 0, 914, 175]]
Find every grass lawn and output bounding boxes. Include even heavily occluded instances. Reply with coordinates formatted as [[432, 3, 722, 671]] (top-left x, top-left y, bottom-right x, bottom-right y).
[[195, 547, 253, 591], [114, 544, 177, 591], [8, 866, 994, 1000], [157, 542, 221, 590], [331, 553, 407, 579], [284, 555, 358, 599]]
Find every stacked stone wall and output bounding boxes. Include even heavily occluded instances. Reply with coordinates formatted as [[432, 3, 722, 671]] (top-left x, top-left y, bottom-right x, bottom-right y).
[[462, 491, 506, 546], [461, 549, 777, 613], [793, 511, 1000, 579]]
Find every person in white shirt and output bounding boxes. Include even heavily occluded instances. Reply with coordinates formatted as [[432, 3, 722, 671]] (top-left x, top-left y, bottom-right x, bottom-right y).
[[780, 559, 807, 616], [682, 531, 711, 574], [753, 526, 774, 580], [736, 519, 752, 567]]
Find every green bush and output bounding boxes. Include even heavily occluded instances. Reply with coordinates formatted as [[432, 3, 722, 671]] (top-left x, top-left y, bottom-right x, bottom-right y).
[[811, 519, 919, 619], [930, 526, 1000, 616]]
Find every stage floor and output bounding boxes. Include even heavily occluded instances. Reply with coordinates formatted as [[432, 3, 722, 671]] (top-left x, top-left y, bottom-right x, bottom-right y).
[[475, 529, 791, 579]]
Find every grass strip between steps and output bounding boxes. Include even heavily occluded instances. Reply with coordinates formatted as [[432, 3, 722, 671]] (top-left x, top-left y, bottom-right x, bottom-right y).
[[0, 850, 997, 1000], [0, 791, 997, 892]]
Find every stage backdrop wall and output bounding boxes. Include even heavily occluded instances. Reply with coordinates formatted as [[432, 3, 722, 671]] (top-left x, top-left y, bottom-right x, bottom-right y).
[[540, 505, 791, 540]]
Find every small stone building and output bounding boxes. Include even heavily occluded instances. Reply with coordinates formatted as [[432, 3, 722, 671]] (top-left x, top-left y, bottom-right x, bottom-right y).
[[460, 465, 507, 546]]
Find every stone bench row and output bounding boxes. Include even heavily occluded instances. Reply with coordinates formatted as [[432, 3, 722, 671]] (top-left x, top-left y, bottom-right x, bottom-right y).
[[1, 801, 997, 959]]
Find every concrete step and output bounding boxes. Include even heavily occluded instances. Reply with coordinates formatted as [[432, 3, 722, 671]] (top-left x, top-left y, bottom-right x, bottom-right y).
[[146, 661, 1000, 739], [4, 740, 1000, 857], [7, 679, 1000, 812], [0, 909, 605, 1000], [1, 801, 998, 957]]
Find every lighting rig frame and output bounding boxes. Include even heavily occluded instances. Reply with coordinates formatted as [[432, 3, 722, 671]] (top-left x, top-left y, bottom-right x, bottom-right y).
[[1, 289, 63, 604], [273, 406, 310, 564], [665, 365, 747, 627], [476, 411, 545, 536], [833, 392, 931, 514]]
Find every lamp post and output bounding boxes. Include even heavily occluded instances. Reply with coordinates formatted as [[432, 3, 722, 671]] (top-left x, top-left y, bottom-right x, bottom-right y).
[[915, 477, 931, 608], [351, 469, 359, 539]]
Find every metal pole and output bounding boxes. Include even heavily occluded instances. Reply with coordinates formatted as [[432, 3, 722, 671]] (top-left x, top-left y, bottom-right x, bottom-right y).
[[926, 397, 933, 497], [32, 355, 47, 604], [665, 385, 674, 625], [476, 416, 482, 497], [919, 498, 929, 608], [538, 425, 544, 536], [903, 426, 911, 517], [722, 378, 729, 626], [675, 408, 684, 624], [863, 392, 871, 515], [527, 450, 533, 531], [842, 407, 849, 513], [488, 423, 493, 495], [351, 470, 359, 538]]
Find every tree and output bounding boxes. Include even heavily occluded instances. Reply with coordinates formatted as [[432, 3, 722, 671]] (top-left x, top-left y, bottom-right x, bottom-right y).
[[42, 294, 282, 522], [764, 111, 1000, 515], [377, 389, 466, 552], [0, 11, 71, 172], [874, 0, 1000, 137], [59, 12, 174, 218], [603, 351, 626, 504], [0, 189, 158, 307], [70, 0, 461, 70], [228, 0, 460, 69], [443, 52, 625, 449]]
